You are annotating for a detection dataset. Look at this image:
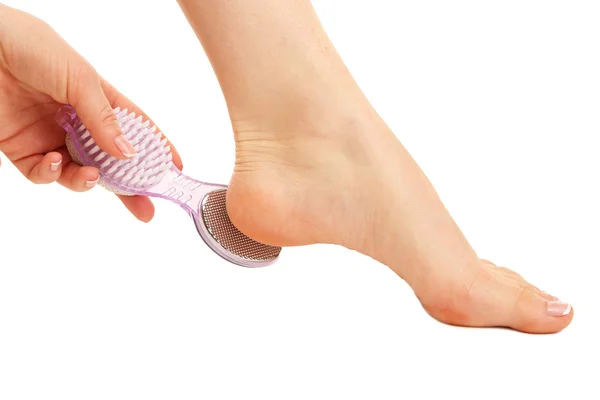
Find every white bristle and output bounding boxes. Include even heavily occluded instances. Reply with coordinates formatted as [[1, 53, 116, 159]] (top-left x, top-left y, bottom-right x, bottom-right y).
[[126, 130, 144, 147], [69, 107, 173, 194], [114, 168, 126, 179], [117, 108, 128, 119], [94, 151, 108, 162], [130, 132, 145, 147], [138, 133, 154, 149], [137, 176, 149, 186], [122, 119, 135, 132], [129, 175, 142, 185], [100, 158, 113, 169], [106, 161, 121, 175]]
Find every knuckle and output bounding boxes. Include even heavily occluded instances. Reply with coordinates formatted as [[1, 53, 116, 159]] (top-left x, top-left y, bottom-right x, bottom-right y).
[[99, 104, 118, 128], [27, 173, 42, 184], [25, 163, 40, 184], [67, 63, 97, 103]]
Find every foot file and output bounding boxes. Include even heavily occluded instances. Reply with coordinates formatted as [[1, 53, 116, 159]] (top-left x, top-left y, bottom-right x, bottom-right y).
[[56, 105, 282, 268]]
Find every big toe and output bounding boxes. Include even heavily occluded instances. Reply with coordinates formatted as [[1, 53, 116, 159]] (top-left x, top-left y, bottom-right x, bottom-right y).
[[470, 270, 574, 333]]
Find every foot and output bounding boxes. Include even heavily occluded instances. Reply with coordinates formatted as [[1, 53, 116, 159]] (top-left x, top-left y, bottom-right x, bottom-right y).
[[224, 91, 573, 334]]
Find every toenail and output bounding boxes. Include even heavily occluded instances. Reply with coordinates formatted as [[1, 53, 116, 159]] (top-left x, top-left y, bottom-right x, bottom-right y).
[[547, 301, 571, 316]]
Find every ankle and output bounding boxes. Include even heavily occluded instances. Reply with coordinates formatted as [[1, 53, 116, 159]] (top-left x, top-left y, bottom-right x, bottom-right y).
[[230, 92, 388, 184], [228, 78, 374, 137]]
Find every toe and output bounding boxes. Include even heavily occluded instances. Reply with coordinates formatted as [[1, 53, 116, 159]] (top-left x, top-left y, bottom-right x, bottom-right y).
[[509, 288, 573, 334], [486, 264, 557, 301], [489, 264, 524, 280], [492, 272, 556, 301], [474, 273, 573, 334]]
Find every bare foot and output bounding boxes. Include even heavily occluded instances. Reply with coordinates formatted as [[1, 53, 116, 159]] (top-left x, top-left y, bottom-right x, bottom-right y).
[[226, 94, 573, 334], [177, 0, 573, 334]]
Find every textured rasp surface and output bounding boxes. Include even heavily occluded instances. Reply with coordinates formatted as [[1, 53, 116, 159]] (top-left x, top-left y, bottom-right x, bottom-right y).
[[202, 189, 282, 261]]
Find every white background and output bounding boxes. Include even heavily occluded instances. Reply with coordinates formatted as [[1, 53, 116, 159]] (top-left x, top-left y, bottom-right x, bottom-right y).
[[1, 1, 599, 399]]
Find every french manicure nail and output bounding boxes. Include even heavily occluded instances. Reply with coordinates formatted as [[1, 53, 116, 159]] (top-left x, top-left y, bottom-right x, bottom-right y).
[[50, 160, 62, 172], [85, 178, 99, 188], [547, 301, 571, 316], [114, 135, 136, 158]]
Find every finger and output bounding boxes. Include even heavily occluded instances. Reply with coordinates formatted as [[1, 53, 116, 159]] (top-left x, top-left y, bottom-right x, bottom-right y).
[[58, 163, 99, 192], [28, 152, 63, 184], [67, 65, 137, 160], [117, 195, 156, 223], [100, 78, 184, 170], [12, 152, 62, 184], [57, 147, 155, 221], [0, 108, 64, 163], [55, 147, 99, 192]]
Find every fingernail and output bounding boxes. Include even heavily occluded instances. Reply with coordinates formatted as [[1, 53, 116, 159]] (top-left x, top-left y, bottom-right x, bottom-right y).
[[50, 159, 62, 172], [547, 301, 571, 316], [114, 135, 136, 158], [85, 178, 99, 188]]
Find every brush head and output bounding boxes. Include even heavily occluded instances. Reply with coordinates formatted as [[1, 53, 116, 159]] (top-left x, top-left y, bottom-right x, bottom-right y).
[[64, 106, 173, 196]]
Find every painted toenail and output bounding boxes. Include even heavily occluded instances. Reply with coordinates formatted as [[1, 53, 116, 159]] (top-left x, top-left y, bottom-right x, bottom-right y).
[[547, 301, 571, 316]]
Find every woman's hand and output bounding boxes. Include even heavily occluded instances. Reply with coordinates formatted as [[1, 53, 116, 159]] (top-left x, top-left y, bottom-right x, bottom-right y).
[[0, 4, 183, 222]]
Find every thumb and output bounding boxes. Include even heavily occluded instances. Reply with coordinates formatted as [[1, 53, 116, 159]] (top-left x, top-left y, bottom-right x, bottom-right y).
[[68, 69, 136, 159]]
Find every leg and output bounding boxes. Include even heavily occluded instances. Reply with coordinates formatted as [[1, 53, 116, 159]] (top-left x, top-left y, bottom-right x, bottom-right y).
[[177, 0, 573, 333]]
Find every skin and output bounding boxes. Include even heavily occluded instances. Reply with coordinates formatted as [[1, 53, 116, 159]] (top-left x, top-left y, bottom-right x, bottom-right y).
[[0, 2, 574, 333], [0, 4, 183, 222], [176, 0, 573, 333]]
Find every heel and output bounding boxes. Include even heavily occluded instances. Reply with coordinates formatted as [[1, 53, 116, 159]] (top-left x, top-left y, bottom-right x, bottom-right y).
[[193, 187, 282, 268]]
